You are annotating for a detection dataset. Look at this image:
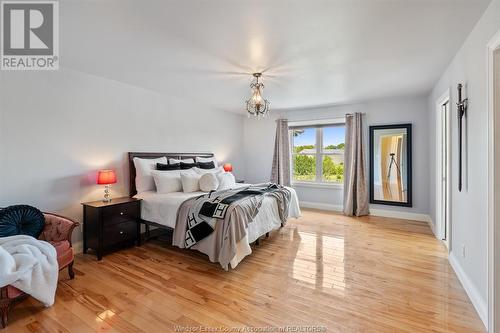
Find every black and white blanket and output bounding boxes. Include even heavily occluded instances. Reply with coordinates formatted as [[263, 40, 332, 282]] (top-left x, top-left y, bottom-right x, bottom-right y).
[[184, 183, 290, 248]]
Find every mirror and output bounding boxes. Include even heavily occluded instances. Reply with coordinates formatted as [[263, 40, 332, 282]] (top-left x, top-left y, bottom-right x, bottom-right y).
[[369, 124, 412, 207]]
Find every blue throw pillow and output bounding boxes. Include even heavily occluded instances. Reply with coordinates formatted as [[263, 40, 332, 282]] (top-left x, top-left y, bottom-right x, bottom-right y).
[[0, 205, 45, 238]]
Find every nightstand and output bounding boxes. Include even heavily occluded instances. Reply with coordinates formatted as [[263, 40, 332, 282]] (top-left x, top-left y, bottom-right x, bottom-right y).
[[82, 197, 141, 260]]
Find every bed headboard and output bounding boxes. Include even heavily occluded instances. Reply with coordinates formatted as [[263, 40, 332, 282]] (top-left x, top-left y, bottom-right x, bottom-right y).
[[128, 152, 214, 196]]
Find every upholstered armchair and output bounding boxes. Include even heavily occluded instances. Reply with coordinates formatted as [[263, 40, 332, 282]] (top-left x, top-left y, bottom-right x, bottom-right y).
[[0, 213, 79, 329]]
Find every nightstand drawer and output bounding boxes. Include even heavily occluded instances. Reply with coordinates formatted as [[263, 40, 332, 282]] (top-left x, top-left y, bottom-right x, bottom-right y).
[[102, 202, 139, 226], [103, 220, 137, 247]]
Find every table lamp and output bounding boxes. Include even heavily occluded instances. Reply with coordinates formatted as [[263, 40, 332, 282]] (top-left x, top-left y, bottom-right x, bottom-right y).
[[97, 169, 117, 202]]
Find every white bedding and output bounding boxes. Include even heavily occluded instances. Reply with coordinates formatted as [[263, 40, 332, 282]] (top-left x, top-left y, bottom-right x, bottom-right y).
[[134, 184, 301, 268]]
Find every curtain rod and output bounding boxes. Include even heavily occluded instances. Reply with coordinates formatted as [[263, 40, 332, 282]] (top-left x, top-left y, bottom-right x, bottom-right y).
[[275, 112, 366, 122]]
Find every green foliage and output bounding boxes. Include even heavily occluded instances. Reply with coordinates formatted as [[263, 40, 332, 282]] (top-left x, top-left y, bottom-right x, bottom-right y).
[[292, 154, 344, 183], [293, 155, 316, 181], [322, 156, 344, 182], [324, 143, 345, 150], [294, 144, 314, 153]]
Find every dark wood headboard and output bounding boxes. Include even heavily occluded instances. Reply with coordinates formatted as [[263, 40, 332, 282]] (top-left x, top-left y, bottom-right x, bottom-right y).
[[128, 152, 214, 196]]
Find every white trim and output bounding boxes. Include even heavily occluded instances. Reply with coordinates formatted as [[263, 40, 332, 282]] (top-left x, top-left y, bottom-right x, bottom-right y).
[[435, 89, 451, 248], [288, 117, 344, 127], [369, 208, 431, 223], [292, 182, 343, 189], [299, 201, 343, 212], [299, 201, 431, 223], [73, 240, 83, 254], [487, 29, 500, 333], [449, 252, 488, 327]]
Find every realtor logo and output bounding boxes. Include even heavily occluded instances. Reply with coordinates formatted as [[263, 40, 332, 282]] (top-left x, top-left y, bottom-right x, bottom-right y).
[[1, 1, 58, 70]]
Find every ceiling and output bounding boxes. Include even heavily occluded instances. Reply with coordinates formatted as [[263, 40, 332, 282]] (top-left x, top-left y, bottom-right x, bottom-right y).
[[61, 0, 491, 114]]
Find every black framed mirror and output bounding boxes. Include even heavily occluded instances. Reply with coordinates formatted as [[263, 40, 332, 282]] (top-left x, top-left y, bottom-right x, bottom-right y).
[[369, 124, 412, 207]]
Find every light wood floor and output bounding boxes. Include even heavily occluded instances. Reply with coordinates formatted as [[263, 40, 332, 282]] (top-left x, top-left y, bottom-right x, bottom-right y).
[[4, 209, 485, 333]]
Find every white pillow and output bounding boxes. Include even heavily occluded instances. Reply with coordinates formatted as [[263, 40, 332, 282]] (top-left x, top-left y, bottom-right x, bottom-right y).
[[169, 158, 194, 165], [217, 172, 236, 190], [192, 166, 224, 175], [196, 156, 218, 167], [133, 156, 168, 193], [199, 173, 219, 192], [181, 172, 201, 193], [151, 170, 182, 194]]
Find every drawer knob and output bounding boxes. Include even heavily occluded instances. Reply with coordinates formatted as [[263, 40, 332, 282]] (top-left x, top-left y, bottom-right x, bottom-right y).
[[120, 212, 124, 215]]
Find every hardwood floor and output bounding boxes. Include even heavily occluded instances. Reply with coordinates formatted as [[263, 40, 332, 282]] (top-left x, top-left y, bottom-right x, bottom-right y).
[[3, 209, 485, 332]]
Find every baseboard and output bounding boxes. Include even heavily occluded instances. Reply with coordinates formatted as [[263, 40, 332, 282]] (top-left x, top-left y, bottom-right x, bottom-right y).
[[299, 201, 431, 223], [73, 240, 83, 254], [299, 201, 343, 212], [448, 252, 488, 328], [369, 208, 432, 223]]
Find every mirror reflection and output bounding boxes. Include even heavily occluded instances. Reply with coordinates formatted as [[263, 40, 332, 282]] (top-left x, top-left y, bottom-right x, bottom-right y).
[[370, 124, 412, 207]]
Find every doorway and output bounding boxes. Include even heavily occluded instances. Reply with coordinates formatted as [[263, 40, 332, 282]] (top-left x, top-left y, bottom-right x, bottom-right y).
[[436, 91, 451, 248]]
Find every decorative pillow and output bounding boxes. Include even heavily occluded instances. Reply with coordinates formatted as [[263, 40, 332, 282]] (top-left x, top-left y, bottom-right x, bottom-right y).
[[217, 172, 236, 190], [133, 156, 168, 193], [192, 166, 224, 175], [196, 156, 218, 167], [169, 158, 194, 165], [198, 161, 215, 169], [0, 205, 45, 238], [152, 170, 182, 193], [199, 173, 219, 192], [181, 172, 201, 193], [157, 162, 180, 171], [180, 161, 199, 169]]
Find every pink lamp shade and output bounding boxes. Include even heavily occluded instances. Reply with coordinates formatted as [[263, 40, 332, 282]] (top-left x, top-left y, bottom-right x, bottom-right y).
[[97, 170, 117, 185], [223, 163, 233, 172]]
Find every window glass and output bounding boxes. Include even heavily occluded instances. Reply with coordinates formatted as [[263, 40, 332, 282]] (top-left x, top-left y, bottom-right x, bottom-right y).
[[293, 155, 316, 181], [322, 126, 345, 183], [290, 124, 345, 184], [292, 128, 315, 153]]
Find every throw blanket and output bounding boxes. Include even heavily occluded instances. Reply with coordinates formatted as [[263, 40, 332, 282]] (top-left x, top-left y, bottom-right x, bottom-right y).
[[173, 183, 291, 270], [0, 235, 58, 306]]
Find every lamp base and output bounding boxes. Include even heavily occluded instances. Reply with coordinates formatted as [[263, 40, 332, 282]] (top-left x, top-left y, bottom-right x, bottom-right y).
[[103, 185, 112, 203]]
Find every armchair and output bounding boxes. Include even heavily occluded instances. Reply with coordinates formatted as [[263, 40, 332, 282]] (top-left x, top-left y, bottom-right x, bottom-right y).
[[0, 213, 79, 328]]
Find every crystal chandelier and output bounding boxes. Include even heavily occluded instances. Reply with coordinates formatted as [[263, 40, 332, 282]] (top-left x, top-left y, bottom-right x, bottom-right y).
[[246, 73, 270, 118]]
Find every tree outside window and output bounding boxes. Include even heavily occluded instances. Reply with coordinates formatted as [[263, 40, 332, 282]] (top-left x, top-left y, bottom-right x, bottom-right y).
[[290, 125, 345, 184]]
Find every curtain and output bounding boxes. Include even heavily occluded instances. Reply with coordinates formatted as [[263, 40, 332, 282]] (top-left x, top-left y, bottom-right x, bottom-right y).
[[270, 119, 291, 186], [343, 113, 369, 216]]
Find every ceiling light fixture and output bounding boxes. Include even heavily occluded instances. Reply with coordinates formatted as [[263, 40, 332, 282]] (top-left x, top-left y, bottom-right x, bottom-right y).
[[246, 73, 270, 119]]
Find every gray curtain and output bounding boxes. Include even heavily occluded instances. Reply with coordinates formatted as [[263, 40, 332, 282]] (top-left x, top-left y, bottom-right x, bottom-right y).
[[271, 119, 291, 186], [343, 113, 369, 216]]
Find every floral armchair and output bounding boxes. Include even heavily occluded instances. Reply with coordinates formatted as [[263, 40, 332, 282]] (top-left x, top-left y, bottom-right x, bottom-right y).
[[0, 213, 79, 329]]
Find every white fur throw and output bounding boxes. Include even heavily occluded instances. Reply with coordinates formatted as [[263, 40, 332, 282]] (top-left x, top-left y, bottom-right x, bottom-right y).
[[0, 235, 58, 306]]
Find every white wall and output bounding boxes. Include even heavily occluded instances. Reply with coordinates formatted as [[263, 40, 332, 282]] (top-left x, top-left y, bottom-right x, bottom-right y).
[[427, 0, 500, 326], [0, 68, 245, 248], [243, 95, 430, 215]]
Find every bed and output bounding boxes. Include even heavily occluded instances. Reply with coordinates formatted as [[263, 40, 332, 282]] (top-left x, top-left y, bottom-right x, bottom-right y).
[[128, 152, 301, 269]]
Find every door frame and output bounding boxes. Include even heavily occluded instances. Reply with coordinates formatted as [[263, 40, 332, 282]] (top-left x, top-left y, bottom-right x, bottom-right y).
[[435, 89, 451, 247], [487, 28, 500, 333]]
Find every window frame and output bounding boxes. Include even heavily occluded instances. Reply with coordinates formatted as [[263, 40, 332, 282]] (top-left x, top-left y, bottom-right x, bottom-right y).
[[289, 120, 345, 187]]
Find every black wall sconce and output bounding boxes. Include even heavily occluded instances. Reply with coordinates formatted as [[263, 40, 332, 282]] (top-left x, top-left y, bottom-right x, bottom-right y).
[[457, 83, 468, 192]]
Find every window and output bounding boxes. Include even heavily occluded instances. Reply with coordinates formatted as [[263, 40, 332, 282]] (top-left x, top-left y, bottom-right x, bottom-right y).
[[290, 123, 345, 184]]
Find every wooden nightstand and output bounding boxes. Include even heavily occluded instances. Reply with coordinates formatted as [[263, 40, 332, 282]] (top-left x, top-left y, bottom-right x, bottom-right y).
[[82, 197, 141, 260]]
